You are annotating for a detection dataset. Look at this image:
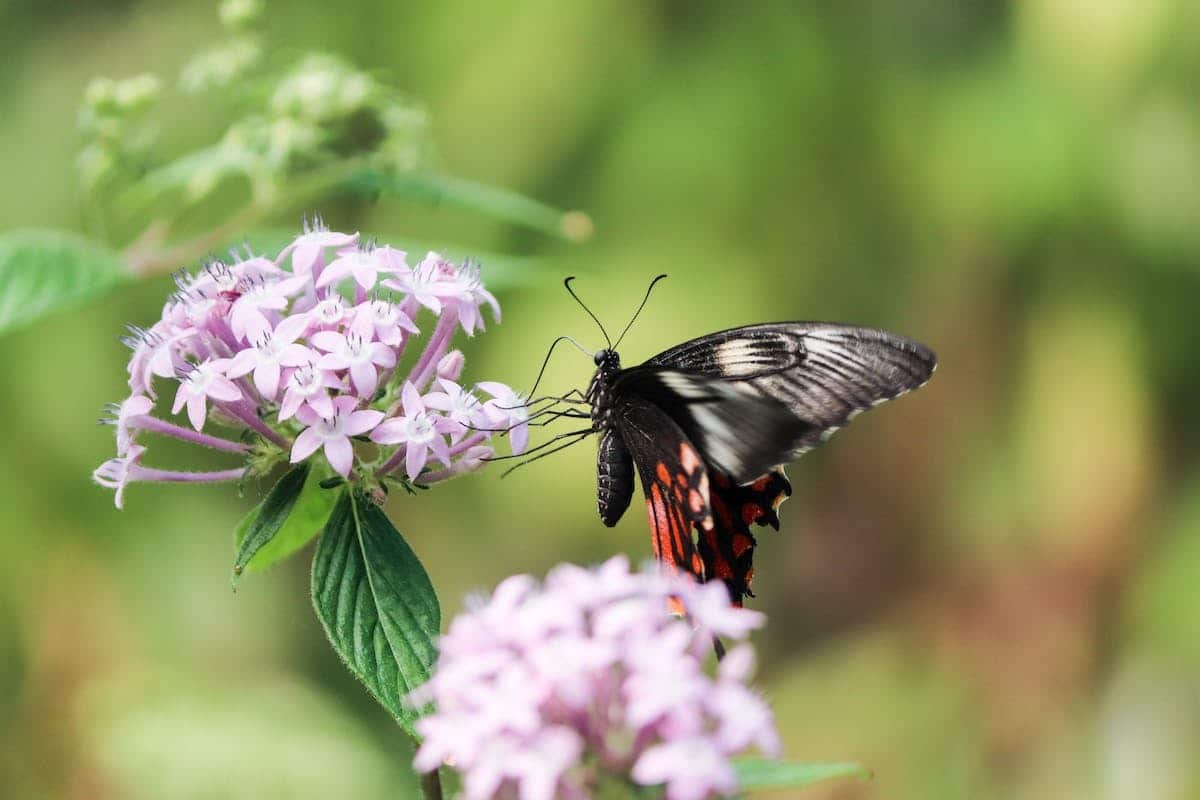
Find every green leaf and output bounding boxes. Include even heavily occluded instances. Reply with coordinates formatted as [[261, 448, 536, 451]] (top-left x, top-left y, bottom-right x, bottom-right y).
[[0, 229, 129, 337], [234, 464, 337, 574], [732, 759, 871, 792], [311, 490, 440, 734], [346, 169, 592, 242], [233, 463, 323, 578]]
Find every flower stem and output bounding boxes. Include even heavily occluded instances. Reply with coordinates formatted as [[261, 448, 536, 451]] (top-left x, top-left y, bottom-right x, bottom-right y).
[[135, 466, 247, 483], [135, 415, 250, 453], [404, 311, 457, 397], [419, 770, 444, 800], [219, 400, 291, 450], [378, 444, 407, 478]]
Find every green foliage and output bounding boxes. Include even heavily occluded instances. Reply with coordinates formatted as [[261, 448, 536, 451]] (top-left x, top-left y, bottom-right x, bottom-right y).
[[0, 0, 587, 341], [732, 758, 871, 792], [233, 464, 338, 577], [311, 490, 440, 736], [80, 672, 418, 800], [0, 230, 128, 336], [348, 169, 591, 242]]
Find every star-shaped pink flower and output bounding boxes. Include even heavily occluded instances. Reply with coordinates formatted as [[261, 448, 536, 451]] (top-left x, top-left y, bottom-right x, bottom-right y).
[[370, 382, 456, 479], [317, 246, 394, 291], [291, 396, 384, 478], [477, 381, 530, 454], [278, 363, 343, 421], [310, 328, 396, 399], [276, 225, 358, 278], [226, 316, 315, 400], [171, 358, 242, 430], [351, 299, 418, 347]]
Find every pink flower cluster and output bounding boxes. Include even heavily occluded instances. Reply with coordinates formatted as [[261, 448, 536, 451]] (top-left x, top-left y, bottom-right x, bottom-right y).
[[94, 219, 528, 507], [413, 557, 780, 800]]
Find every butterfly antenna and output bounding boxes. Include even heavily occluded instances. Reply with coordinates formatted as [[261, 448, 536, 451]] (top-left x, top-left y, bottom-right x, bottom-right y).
[[563, 276, 612, 349], [613, 273, 668, 349], [527, 335, 595, 398]]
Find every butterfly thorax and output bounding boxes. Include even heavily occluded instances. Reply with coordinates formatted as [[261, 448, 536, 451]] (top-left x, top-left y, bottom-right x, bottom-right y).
[[586, 348, 622, 431]]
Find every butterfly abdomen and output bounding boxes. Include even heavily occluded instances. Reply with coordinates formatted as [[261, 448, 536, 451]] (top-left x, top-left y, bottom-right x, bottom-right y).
[[596, 429, 634, 527]]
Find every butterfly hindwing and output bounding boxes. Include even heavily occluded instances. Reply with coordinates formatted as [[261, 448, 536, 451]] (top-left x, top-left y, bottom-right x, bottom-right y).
[[701, 467, 792, 604], [614, 396, 713, 582], [646, 322, 937, 457], [613, 368, 814, 484]]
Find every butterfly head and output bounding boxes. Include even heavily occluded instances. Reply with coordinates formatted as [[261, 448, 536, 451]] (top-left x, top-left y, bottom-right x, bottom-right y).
[[593, 347, 620, 369]]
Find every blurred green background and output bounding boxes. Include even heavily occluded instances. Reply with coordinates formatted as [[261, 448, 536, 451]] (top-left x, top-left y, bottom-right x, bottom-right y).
[[3, 1, 1200, 798]]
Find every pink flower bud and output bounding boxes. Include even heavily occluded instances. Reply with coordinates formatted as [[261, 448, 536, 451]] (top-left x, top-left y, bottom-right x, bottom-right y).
[[436, 349, 465, 381]]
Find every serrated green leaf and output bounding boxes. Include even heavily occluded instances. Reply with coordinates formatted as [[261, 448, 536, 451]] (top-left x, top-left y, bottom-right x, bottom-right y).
[[732, 759, 871, 792], [233, 463, 318, 578], [0, 229, 129, 337], [311, 490, 439, 734], [346, 169, 588, 242]]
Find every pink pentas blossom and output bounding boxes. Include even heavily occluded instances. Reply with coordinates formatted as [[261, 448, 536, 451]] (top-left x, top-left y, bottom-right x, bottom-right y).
[[316, 244, 397, 291], [278, 362, 342, 421], [227, 274, 302, 341], [226, 316, 313, 400], [172, 358, 242, 430], [310, 328, 396, 399], [107, 394, 154, 455], [291, 396, 384, 478], [92, 444, 147, 510], [370, 382, 456, 479], [478, 381, 530, 454], [353, 298, 418, 347], [424, 379, 485, 441], [275, 217, 357, 278], [411, 557, 780, 800], [94, 220, 525, 507]]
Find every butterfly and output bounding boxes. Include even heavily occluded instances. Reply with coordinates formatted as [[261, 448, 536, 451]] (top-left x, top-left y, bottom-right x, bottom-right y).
[[516, 276, 937, 605]]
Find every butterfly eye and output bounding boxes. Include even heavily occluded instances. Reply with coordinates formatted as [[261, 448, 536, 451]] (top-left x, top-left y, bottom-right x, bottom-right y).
[[593, 348, 609, 366]]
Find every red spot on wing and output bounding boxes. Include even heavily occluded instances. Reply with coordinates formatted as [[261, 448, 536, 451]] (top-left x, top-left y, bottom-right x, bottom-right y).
[[697, 467, 793, 604], [741, 503, 764, 526]]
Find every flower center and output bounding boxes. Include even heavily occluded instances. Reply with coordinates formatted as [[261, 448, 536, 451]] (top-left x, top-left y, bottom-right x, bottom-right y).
[[371, 301, 396, 324], [315, 297, 345, 324], [317, 415, 345, 438], [405, 413, 435, 444], [451, 393, 479, 423], [187, 364, 215, 393], [293, 366, 323, 395], [256, 334, 283, 361]]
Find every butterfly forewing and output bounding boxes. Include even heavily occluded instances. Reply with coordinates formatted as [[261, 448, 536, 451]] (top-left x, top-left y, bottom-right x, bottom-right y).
[[646, 322, 936, 457]]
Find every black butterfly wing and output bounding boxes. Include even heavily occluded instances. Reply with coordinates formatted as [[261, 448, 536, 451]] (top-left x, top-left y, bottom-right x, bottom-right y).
[[613, 395, 713, 582], [613, 386, 795, 602], [613, 368, 819, 485], [645, 322, 937, 459]]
